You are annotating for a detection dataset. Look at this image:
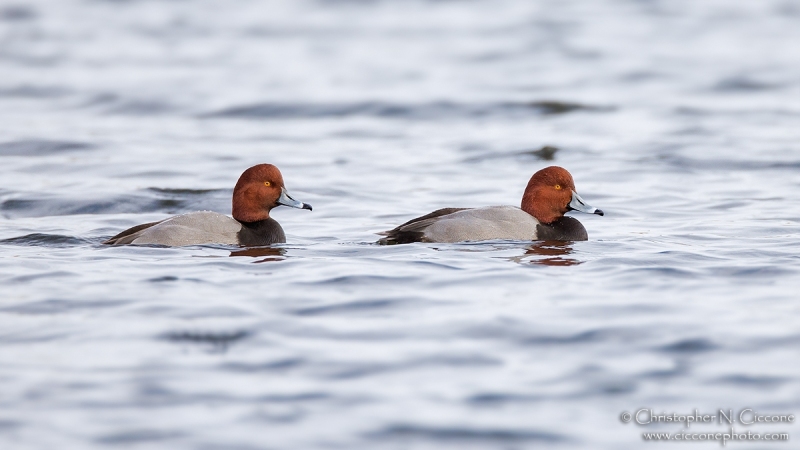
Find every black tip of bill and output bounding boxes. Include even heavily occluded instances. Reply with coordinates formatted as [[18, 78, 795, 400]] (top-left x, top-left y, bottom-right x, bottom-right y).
[[302, 203, 313, 211], [594, 209, 604, 216]]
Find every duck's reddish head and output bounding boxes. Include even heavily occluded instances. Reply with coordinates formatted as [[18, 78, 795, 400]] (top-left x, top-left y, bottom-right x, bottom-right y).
[[232, 164, 311, 223], [520, 166, 603, 224]]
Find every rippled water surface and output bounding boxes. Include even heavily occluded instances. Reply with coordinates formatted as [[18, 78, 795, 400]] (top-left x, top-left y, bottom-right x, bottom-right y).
[[2, 0, 800, 448]]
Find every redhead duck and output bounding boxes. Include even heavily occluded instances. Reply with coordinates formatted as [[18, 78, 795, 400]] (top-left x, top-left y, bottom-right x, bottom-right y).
[[104, 164, 311, 246], [378, 166, 602, 244]]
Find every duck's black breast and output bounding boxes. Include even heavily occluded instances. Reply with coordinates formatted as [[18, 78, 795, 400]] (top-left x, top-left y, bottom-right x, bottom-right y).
[[237, 218, 286, 246], [536, 216, 588, 241]]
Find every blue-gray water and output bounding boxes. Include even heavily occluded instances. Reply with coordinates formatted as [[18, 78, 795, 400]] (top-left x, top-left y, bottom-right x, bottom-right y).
[[2, 1, 800, 449]]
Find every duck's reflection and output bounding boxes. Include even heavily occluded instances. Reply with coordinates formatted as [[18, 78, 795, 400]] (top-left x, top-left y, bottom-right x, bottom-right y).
[[512, 241, 582, 266], [229, 246, 286, 263]]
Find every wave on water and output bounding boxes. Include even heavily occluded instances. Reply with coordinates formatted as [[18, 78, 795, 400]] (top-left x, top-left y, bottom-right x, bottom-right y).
[[1, 188, 228, 219], [203, 100, 611, 120], [0, 140, 93, 156], [0, 233, 89, 247], [366, 424, 568, 444]]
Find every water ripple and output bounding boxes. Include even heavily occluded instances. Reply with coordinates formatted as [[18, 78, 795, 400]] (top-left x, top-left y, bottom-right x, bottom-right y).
[[0, 140, 93, 156], [366, 424, 568, 443], [203, 100, 609, 120]]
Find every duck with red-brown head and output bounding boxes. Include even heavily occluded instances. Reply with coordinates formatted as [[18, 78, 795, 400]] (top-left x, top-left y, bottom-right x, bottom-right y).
[[379, 166, 602, 244], [104, 164, 311, 247], [522, 166, 602, 223], [232, 164, 311, 223]]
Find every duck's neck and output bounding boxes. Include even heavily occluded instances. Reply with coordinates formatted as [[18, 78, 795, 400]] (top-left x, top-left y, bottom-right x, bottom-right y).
[[521, 194, 562, 224], [237, 218, 286, 246]]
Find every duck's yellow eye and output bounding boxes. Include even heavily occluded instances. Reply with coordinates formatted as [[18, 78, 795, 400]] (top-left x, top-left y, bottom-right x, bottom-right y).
[[554, 184, 562, 190], [264, 181, 271, 187]]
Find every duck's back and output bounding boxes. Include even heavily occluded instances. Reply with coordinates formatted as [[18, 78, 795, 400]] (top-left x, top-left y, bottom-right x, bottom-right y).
[[105, 211, 243, 246], [423, 206, 540, 242], [381, 206, 540, 243]]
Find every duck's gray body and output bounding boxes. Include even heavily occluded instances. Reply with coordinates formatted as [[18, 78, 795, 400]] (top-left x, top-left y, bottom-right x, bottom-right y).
[[103, 211, 285, 246], [379, 205, 588, 244]]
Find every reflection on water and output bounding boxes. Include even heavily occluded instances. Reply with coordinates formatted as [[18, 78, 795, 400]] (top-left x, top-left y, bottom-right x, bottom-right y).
[[229, 246, 286, 262], [511, 241, 582, 266]]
